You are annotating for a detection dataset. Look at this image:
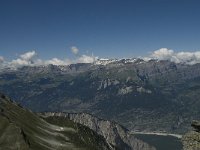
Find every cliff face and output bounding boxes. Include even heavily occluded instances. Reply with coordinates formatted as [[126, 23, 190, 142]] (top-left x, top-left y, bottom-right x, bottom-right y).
[[0, 93, 111, 150], [182, 120, 200, 150], [42, 112, 156, 150]]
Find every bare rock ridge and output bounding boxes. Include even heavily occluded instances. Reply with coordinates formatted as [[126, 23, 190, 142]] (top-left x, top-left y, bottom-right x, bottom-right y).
[[0, 92, 155, 150], [41, 112, 156, 150], [0, 93, 112, 150], [182, 120, 200, 150]]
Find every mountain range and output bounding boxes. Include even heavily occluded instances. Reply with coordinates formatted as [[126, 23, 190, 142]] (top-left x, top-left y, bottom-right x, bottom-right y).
[[0, 58, 200, 134]]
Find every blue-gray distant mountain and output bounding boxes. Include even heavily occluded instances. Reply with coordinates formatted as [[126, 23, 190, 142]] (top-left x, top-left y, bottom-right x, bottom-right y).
[[1, 58, 200, 134]]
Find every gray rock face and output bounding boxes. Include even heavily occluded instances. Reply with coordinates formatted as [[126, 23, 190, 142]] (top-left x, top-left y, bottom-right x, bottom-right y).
[[191, 120, 200, 132], [42, 112, 156, 150], [0, 93, 112, 150], [182, 120, 200, 150]]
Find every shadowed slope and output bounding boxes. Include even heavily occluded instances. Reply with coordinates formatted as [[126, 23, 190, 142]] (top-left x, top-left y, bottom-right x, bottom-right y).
[[0, 93, 111, 150]]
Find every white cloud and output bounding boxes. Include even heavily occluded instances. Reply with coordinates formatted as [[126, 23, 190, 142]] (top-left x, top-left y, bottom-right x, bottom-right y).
[[77, 55, 97, 63], [71, 46, 79, 55], [10, 51, 37, 68], [8, 51, 72, 68], [0, 56, 4, 63], [20, 51, 37, 61], [151, 48, 174, 60], [11, 58, 32, 66], [149, 48, 200, 64], [0, 56, 5, 69], [44, 58, 71, 66], [0, 49, 97, 69]]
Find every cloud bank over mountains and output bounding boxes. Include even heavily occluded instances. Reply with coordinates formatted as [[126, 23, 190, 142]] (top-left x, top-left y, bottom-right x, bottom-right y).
[[1, 48, 200, 69], [10, 51, 37, 67], [150, 48, 200, 65], [0, 47, 97, 69]]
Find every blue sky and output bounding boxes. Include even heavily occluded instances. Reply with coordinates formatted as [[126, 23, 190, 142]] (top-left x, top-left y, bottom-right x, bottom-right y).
[[1, 0, 200, 60]]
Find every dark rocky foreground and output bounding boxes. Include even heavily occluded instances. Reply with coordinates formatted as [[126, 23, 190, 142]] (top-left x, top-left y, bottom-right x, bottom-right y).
[[41, 112, 156, 150], [182, 120, 200, 150], [0, 93, 155, 150]]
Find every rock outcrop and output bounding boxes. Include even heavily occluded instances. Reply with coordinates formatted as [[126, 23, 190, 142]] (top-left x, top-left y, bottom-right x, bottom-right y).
[[182, 120, 200, 150], [0, 93, 112, 150], [191, 120, 200, 132], [41, 112, 156, 150]]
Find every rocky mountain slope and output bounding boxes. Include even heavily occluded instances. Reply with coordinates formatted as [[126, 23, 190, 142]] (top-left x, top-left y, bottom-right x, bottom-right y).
[[0, 93, 155, 150], [41, 112, 156, 150], [182, 120, 200, 150], [0, 93, 112, 150], [1, 59, 200, 133]]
